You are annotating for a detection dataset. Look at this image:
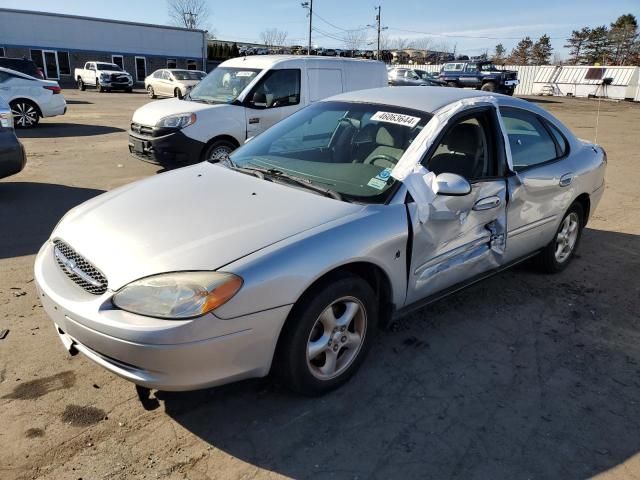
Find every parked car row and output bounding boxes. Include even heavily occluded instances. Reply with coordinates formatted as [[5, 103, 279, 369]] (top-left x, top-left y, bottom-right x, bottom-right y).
[[241, 46, 387, 59]]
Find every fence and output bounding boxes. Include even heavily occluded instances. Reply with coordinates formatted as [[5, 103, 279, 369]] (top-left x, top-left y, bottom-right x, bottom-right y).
[[393, 64, 640, 100]]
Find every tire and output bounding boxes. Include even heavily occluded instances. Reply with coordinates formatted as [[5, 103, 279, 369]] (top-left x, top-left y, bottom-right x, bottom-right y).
[[533, 203, 584, 273], [147, 86, 156, 99], [202, 139, 237, 162], [174, 88, 183, 99], [446, 81, 458, 88], [77, 77, 85, 91], [96, 80, 105, 93], [481, 81, 497, 92], [276, 273, 378, 396], [10, 100, 40, 129], [125, 87, 133, 93], [505, 89, 515, 96]]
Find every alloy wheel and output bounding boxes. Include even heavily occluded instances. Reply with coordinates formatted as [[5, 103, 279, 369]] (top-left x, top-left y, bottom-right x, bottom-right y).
[[11, 102, 38, 128], [306, 296, 367, 380], [555, 212, 579, 263]]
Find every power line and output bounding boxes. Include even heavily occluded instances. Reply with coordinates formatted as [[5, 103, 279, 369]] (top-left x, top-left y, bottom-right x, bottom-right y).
[[312, 11, 368, 33], [386, 27, 566, 41]]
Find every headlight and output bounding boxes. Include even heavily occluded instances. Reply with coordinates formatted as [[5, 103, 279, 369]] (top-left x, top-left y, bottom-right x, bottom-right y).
[[112, 272, 243, 319], [100, 73, 110, 79], [155, 113, 197, 129], [0, 111, 13, 129]]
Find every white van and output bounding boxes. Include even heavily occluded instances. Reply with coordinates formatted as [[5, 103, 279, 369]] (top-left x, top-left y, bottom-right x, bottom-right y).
[[128, 55, 388, 165]]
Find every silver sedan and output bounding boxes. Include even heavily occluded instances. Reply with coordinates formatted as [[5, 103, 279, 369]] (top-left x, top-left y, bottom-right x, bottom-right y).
[[35, 87, 606, 395]]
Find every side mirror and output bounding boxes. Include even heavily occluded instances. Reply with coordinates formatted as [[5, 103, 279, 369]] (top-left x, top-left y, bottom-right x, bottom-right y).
[[434, 173, 471, 196], [252, 92, 267, 107]]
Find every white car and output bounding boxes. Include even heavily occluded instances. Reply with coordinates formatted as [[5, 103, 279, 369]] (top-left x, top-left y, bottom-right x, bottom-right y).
[[144, 69, 207, 99], [0, 67, 66, 128]]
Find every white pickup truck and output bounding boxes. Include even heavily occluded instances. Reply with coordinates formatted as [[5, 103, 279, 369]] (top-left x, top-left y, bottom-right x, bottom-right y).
[[75, 62, 134, 92]]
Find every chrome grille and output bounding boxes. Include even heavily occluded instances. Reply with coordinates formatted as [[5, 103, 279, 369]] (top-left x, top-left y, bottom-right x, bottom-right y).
[[53, 240, 108, 295], [131, 122, 154, 136]]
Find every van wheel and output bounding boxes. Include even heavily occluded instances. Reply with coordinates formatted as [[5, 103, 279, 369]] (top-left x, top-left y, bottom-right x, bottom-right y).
[[147, 86, 156, 99], [77, 78, 85, 91], [481, 81, 497, 92], [202, 139, 237, 162], [534, 203, 584, 273], [276, 273, 377, 396]]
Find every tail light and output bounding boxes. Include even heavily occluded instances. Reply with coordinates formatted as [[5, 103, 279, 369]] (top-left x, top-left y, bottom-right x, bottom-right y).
[[43, 85, 62, 94]]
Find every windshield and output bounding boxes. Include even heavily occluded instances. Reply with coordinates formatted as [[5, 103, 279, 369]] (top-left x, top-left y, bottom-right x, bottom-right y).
[[188, 67, 261, 104], [480, 63, 499, 71], [228, 101, 432, 202], [96, 63, 122, 71], [173, 70, 206, 80]]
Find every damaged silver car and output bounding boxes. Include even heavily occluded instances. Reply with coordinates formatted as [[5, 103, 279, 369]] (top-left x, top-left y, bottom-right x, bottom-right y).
[[35, 87, 606, 395]]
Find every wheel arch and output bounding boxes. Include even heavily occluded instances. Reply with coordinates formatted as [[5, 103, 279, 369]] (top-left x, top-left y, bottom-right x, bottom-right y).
[[200, 134, 242, 160], [573, 192, 591, 226]]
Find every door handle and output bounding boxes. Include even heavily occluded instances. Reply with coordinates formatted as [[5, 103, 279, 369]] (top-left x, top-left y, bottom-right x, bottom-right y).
[[248, 117, 260, 124], [559, 173, 573, 187], [473, 196, 501, 211]]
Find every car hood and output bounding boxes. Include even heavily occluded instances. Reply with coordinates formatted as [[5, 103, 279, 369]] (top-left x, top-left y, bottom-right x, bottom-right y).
[[99, 70, 132, 76], [131, 97, 231, 126], [52, 163, 363, 290]]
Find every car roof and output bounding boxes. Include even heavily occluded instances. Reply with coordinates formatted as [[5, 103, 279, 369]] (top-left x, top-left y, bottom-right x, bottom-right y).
[[325, 86, 535, 114], [0, 66, 39, 81], [221, 55, 381, 69]]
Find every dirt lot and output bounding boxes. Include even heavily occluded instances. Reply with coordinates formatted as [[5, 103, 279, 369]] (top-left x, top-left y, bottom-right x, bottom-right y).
[[1, 89, 639, 480]]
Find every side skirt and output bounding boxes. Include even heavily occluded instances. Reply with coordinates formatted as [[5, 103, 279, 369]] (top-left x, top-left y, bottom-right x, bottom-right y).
[[391, 251, 540, 321]]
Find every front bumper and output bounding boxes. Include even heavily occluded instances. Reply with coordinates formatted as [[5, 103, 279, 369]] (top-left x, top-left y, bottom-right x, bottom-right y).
[[128, 129, 204, 165], [504, 79, 519, 87], [34, 240, 291, 391], [100, 79, 134, 90]]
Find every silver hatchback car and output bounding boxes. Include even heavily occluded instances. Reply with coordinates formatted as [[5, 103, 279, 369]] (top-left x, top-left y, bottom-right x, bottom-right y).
[[35, 88, 606, 395]]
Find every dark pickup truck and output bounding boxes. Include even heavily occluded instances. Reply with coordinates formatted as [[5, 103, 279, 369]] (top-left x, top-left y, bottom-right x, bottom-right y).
[[438, 61, 519, 95]]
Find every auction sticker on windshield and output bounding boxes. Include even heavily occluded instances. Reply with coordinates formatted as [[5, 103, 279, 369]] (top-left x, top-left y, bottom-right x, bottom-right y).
[[371, 111, 421, 128], [236, 71, 255, 77]]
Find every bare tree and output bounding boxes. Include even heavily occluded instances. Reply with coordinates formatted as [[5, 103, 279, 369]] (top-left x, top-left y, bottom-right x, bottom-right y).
[[392, 37, 414, 50], [379, 32, 392, 51], [344, 30, 368, 55], [260, 28, 289, 47], [411, 37, 432, 52], [167, 0, 210, 30]]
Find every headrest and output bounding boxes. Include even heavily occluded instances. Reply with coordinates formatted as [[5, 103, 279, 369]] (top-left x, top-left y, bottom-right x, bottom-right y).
[[445, 123, 481, 155], [376, 126, 396, 147]]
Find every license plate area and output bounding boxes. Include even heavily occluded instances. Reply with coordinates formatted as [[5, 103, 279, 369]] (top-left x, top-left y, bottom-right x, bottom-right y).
[[133, 139, 145, 153]]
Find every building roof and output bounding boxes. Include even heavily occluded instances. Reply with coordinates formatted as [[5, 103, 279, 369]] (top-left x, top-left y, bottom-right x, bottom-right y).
[[0, 8, 206, 34], [326, 86, 533, 113]]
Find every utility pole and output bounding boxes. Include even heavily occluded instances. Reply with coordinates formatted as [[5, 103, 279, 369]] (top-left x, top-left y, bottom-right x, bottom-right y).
[[368, 6, 387, 61], [301, 1, 313, 55]]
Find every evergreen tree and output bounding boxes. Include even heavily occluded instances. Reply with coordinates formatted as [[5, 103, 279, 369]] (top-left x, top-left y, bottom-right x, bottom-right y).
[[531, 35, 553, 65], [508, 37, 533, 65], [222, 43, 231, 58], [565, 27, 591, 65], [231, 42, 240, 57], [583, 26, 612, 64], [491, 44, 506, 64], [609, 14, 638, 65]]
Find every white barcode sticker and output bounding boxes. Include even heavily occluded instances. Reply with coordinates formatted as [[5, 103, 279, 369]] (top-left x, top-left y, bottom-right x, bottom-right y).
[[371, 111, 421, 128]]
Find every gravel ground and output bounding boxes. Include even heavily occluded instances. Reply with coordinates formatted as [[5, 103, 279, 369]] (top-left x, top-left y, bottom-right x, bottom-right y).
[[1, 89, 639, 480]]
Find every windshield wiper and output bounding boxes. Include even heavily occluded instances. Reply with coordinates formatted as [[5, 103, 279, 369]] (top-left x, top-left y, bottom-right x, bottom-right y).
[[247, 165, 343, 201]]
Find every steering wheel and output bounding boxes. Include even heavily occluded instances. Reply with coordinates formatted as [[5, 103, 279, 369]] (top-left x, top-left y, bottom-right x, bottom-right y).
[[364, 153, 398, 168]]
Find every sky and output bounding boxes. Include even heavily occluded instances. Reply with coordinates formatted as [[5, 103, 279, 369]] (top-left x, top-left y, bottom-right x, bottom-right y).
[[2, 0, 639, 57]]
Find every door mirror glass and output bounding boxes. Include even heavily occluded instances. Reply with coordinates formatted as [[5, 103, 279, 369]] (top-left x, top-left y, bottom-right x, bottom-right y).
[[435, 173, 471, 196], [251, 92, 268, 107]]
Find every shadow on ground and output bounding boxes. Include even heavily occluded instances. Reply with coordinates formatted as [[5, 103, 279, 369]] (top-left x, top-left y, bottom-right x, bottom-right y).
[[16, 123, 124, 138], [521, 97, 562, 104], [159, 228, 640, 479], [65, 100, 94, 105], [0, 182, 104, 259]]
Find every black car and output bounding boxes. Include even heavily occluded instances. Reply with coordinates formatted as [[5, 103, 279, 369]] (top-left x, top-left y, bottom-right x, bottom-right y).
[[0, 57, 44, 79], [438, 61, 519, 95], [0, 99, 27, 179]]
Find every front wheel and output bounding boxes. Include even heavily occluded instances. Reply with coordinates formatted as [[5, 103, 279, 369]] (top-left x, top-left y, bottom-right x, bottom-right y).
[[481, 81, 497, 92], [96, 80, 105, 92], [10, 100, 40, 129], [276, 274, 377, 396], [534, 203, 584, 273], [202, 139, 236, 162]]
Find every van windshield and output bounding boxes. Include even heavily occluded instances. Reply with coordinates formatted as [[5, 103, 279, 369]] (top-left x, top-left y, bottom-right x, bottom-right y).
[[228, 101, 432, 202], [188, 67, 261, 104]]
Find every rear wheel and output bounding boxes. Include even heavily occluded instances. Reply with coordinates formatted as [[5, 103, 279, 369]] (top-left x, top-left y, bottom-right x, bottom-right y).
[[276, 274, 377, 396], [147, 85, 156, 99], [10, 100, 40, 129], [77, 77, 85, 91], [534, 203, 584, 273], [446, 81, 458, 88], [202, 139, 237, 162], [481, 81, 497, 92]]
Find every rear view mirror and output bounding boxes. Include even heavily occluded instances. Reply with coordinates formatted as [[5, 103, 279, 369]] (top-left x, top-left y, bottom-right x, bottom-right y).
[[252, 92, 267, 107], [434, 173, 471, 196]]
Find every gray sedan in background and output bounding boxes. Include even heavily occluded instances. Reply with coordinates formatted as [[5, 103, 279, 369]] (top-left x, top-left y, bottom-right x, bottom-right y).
[[35, 88, 606, 396]]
